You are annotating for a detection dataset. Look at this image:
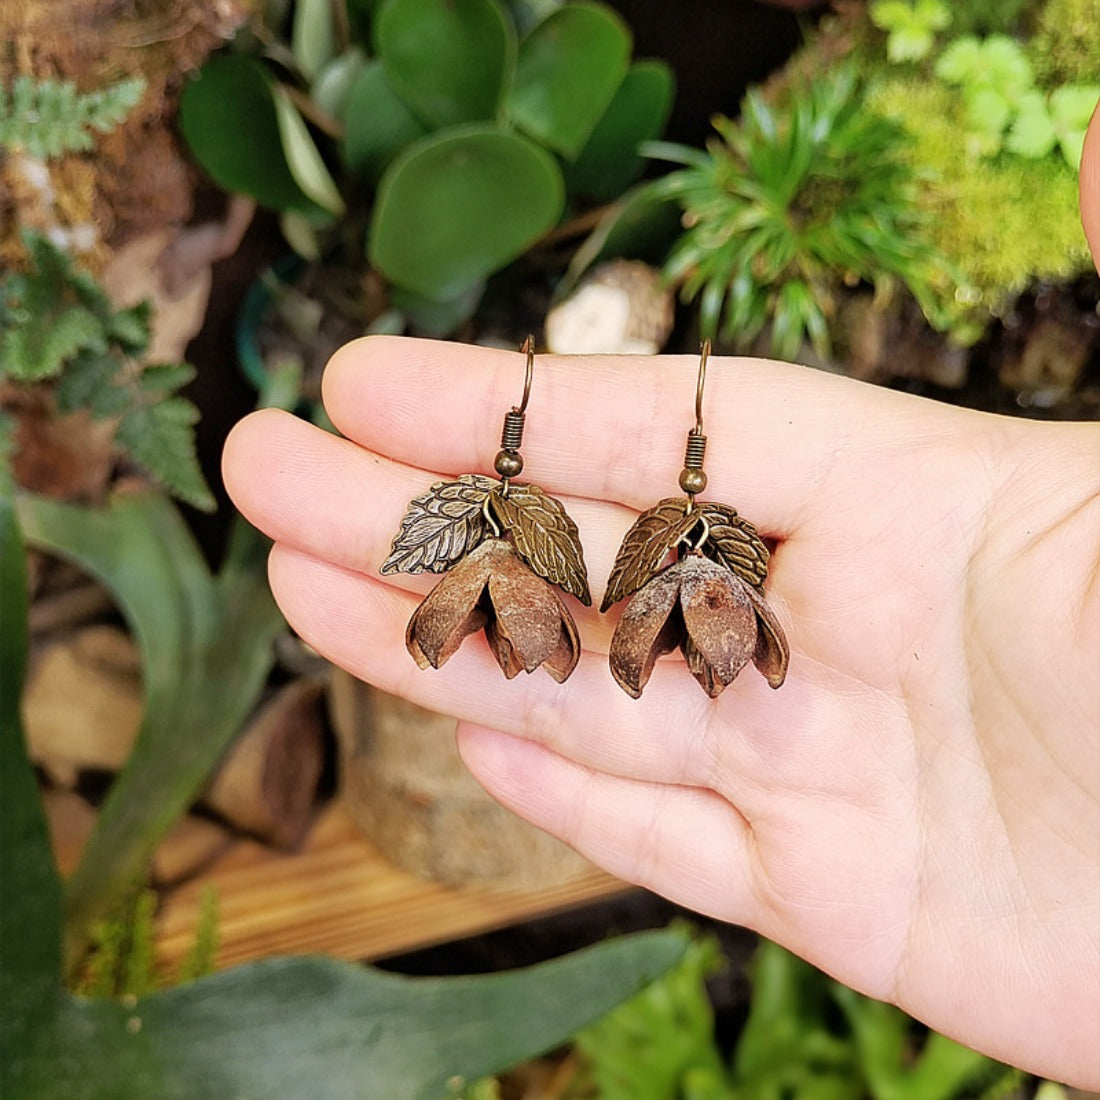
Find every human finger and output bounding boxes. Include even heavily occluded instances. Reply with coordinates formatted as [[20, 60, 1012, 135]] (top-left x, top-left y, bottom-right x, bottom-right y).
[[321, 336, 980, 537], [454, 721, 756, 926], [223, 407, 636, 623], [264, 540, 862, 801]]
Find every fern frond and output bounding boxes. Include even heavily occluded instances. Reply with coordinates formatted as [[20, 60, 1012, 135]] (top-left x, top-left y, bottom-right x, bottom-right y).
[[0, 75, 145, 159]]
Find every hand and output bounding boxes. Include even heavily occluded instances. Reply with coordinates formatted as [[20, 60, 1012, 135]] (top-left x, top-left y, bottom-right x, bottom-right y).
[[222, 111, 1100, 1088]]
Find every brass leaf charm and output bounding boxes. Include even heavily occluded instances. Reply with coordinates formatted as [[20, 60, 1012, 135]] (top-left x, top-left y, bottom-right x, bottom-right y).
[[698, 503, 770, 592], [381, 474, 497, 576], [600, 497, 702, 612], [491, 484, 592, 606]]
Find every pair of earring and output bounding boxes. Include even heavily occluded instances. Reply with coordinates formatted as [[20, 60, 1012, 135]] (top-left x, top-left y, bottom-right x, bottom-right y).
[[381, 339, 788, 698]]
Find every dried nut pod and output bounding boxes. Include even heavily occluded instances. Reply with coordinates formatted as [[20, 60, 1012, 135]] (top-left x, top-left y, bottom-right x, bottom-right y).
[[545, 260, 675, 355]]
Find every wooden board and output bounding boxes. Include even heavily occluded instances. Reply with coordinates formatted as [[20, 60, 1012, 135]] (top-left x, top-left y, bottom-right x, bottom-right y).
[[154, 801, 632, 972]]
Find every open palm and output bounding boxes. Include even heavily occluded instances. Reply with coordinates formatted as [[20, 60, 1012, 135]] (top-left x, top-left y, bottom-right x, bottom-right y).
[[224, 338, 1099, 1086]]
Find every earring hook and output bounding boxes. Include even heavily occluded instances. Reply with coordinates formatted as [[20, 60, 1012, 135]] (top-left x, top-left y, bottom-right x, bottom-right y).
[[518, 333, 535, 415], [679, 340, 711, 502], [695, 339, 710, 434]]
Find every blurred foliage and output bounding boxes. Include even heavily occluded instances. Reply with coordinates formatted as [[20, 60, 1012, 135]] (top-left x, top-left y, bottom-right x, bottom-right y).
[[941, 0, 1034, 36], [2, 456, 688, 1099], [571, 932, 1023, 1100], [932, 34, 1097, 167], [869, 1, 951, 63], [868, 77, 1090, 339], [179, 0, 673, 333], [649, 67, 952, 360], [0, 75, 145, 159], [1030, 0, 1100, 85], [74, 887, 219, 1000], [0, 232, 214, 511]]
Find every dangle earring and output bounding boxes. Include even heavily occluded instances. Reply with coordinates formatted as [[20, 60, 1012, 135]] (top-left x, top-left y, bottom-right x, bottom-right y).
[[381, 338, 591, 683], [602, 342, 788, 698]]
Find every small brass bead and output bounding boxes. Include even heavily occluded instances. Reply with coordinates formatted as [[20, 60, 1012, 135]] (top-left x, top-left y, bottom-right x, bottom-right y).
[[679, 467, 707, 495], [494, 450, 524, 479]]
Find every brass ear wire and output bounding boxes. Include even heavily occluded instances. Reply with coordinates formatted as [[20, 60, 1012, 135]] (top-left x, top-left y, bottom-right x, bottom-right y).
[[679, 340, 711, 500], [493, 334, 536, 491]]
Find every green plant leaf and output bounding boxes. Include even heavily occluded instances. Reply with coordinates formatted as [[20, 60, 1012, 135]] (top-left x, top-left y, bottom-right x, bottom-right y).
[[8, 929, 686, 1100], [139, 363, 197, 394], [870, 1, 914, 32], [272, 84, 346, 216], [389, 281, 486, 337], [1050, 85, 1100, 170], [369, 124, 564, 299], [505, 2, 632, 158], [0, 233, 111, 382], [292, 0, 337, 80], [341, 59, 429, 182], [0, 75, 144, 159], [963, 85, 1012, 137], [562, 60, 675, 201], [934, 36, 983, 83], [574, 933, 725, 1100], [16, 488, 283, 968], [0, 496, 64, 1077], [1050, 85, 1100, 132], [561, 179, 682, 293], [374, 0, 514, 129], [179, 54, 326, 213], [105, 300, 152, 354], [0, 303, 105, 381], [115, 398, 215, 512], [311, 46, 368, 122], [1006, 91, 1057, 157]]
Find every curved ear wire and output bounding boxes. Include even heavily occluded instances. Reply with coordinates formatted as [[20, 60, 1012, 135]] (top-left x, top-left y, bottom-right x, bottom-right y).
[[679, 340, 710, 500]]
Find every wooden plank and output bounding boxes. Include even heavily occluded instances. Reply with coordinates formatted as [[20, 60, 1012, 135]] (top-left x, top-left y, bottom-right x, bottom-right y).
[[154, 801, 632, 971]]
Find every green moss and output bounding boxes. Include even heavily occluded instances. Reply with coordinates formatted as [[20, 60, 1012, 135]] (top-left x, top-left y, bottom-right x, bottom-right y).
[[868, 77, 1090, 335], [73, 884, 219, 998], [1031, 0, 1100, 85], [947, 0, 1033, 36]]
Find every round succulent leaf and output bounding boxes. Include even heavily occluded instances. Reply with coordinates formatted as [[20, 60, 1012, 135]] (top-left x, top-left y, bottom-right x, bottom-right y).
[[179, 54, 323, 213], [374, 0, 514, 130], [369, 125, 565, 300], [562, 61, 675, 201], [272, 85, 346, 215], [505, 2, 632, 159], [342, 60, 428, 183]]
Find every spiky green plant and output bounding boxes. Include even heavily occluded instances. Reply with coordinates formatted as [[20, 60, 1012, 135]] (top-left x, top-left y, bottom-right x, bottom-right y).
[[0, 75, 145, 159], [650, 68, 952, 360]]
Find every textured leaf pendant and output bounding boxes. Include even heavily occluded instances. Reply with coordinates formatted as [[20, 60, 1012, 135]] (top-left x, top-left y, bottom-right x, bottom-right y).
[[602, 344, 789, 698], [382, 339, 590, 682]]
